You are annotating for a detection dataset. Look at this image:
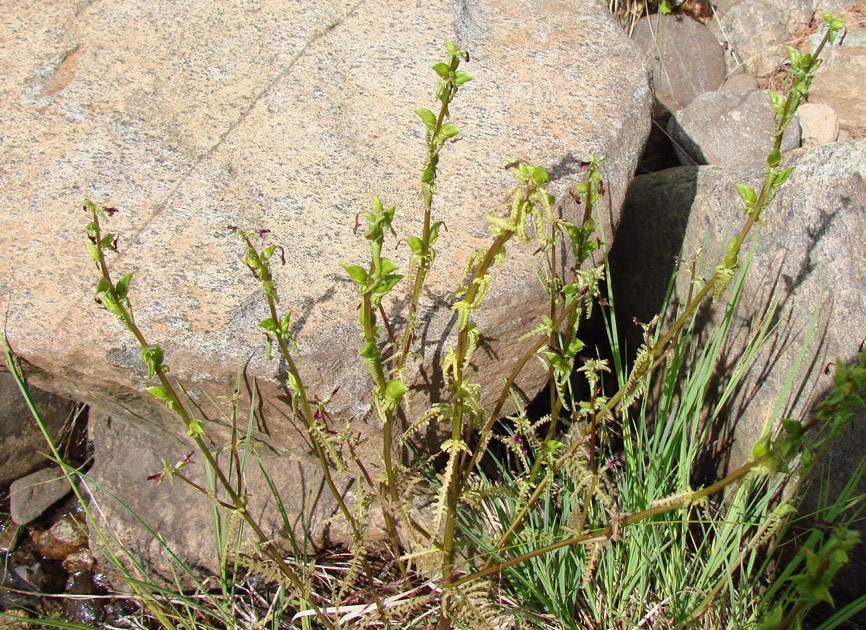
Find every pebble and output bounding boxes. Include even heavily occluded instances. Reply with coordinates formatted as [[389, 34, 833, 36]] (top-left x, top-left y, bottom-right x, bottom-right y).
[[32, 514, 88, 561], [9, 466, 72, 525], [798, 102, 840, 144]]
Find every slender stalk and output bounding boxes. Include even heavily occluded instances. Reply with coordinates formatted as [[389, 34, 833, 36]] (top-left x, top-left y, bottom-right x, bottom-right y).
[[395, 52, 463, 374], [457, 452, 772, 588], [482, 44, 825, 562]]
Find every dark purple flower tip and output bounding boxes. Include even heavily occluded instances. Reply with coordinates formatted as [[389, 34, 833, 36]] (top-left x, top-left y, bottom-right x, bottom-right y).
[[314, 409, 322, 420], [227, 225, 239, 233], [255, 228, 271, 238], [324, 428, 337, 436], [104, 206, 119, 217], [330, 386, 341, 398], [597, 297, 610, 307], [511, 435, 523, 444], [180, 451, 194, 464], [577, 161, 591, 171], [146, 472, 162, 483]]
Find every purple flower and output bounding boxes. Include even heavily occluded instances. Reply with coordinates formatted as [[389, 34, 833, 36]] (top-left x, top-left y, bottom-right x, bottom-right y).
[[104, 206, 119, 217], [255, 229, 271, 238], [180, 451, 194, 464], [146, 472, 162, 483]]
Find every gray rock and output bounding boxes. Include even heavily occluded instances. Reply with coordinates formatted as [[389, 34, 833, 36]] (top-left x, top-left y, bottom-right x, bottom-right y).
[[631, 14, 727, 115], [667, 89, 800, 165], [0, 0, 649, 453], [85, 409, 387, 587], [1, 372, 76, 487], [10, 466, 72, 525], [798, 102, 839, 144], [710, 0, 808, 77], [609, 139, 866, 609], [719, 72, 759, 92], [809, 25, 866, 129]]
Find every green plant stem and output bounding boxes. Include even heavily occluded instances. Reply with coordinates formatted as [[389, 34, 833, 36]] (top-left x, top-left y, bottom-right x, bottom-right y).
[[2, 338, 180, 629], [395, 52, 462, 374], [440, 231, 512, 572], [458, 451, 772, 588], [484, 50, 819, 563], [457, 296, 583, 490], [359, 292, 407, 577], [261, 284, 392, 624], [90, 217, 339, 629]]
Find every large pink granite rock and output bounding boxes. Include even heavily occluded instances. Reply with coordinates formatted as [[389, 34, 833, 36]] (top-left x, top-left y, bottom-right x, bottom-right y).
[[0, 0, 650, 578]]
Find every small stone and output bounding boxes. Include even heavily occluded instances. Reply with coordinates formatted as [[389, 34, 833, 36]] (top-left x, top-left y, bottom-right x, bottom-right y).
[[0, 372, 76, 487], [810, 65, 866, 130], [62, 549, 96, 574], [799, 103, 839, 144], [9, 466, 72, 525], [667, 89, 800, 165], [32, 514, 87, 561]]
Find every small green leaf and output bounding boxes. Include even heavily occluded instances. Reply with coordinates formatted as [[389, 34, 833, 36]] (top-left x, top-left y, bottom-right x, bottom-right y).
[[187, 421, 204, 438], [141, 345, 164, 379], [782, 419, 802, 437], [430, 221, 443, 242], [384, 378, 408, 401], [453, 70, 473, 86], [380, 257, 399, 275], [531, 166, 549, 184], [262, 280, 279, 303], [414, 108, 437, 131], [752, 434, 771, 458], [115, 272, 133, 299], [359, 341, 378, 360], [767, 149, 781, 167], [774, 166, 795, 186], [786, 46, 803, 69], [259, 317, 277, 332], [374, 273, 403, 296], [145, 386, 170, 401], [768, 90, 785, 115], [734, 183, 757, 206], [406, 236, 423, 254], [432, 62, 450, 78], [95, 277, 112, 294], [420, 167, 435, 183], [438, 122, 460, 140], [342, 263, 368, 285]]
